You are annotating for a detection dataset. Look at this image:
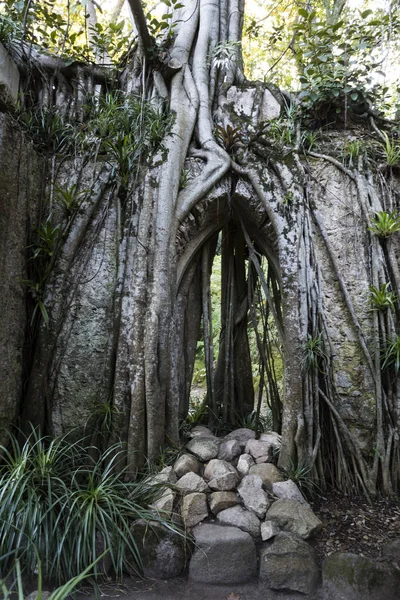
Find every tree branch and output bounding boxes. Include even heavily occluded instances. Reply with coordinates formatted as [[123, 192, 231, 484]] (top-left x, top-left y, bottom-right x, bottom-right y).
[[127, 0, 155, 58]]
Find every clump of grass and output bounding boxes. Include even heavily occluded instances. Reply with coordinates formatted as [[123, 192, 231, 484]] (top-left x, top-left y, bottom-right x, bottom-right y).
[[368, 211, 400, 238], [369, 283, 397, 311], [302, 333, 327, 372], [382, 334, 400, 373], [0, 426, 182, 586], [282, 461, 320, 500]]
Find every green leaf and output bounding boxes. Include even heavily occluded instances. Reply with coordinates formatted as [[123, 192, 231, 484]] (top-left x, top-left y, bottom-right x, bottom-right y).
[[360, 9, 373, 19], [298, 8, 309, 19]]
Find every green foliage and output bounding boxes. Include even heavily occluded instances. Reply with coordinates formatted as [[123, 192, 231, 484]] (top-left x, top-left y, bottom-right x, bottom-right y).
[[215, 124, 244, 154], [54, 185, 88, 218], [382, 334, 400, 374], [283, 461, 319, 500], [302, 333, 327, 372], [342, 139, 363, 167], [234, 410, 270, 433], [0, 427, 180, 585], [380, 131, 400, 167], [210, 40, 242, 70], [368, 211, 400, 238], [369, 283, 397, 311], [146, 0, 185, 42]]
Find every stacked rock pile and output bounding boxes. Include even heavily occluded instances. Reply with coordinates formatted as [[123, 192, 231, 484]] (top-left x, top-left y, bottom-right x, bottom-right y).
[[138, 425, 323, 594]]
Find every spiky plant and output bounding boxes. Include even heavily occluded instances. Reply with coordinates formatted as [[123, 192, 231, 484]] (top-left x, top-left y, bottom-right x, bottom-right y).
[[369, 283, 397, 311], [368, 211, 400, 238]]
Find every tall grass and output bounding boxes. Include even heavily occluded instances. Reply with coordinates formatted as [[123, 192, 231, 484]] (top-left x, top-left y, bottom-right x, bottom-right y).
[[0, 427, 180, 586]]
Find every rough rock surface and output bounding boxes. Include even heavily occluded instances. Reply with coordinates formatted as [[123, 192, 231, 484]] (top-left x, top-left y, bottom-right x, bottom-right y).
[[151, 488, 176, 516], [266, 499, 322, 539], [176, 472, 209, 494], [244, 439, 273, 463], [186, 437, 220, 461], [190, 426, 215, 438], [249, 463, 284, 490], [261, 520, 280, 541], [189, 523, 257, 583], [181, 493, 208, 528], [237, 474, 269, 518], [381, 538, 400, 565], [260, 532, 320, 594], [272, 479, 309, 506], [209, 491, 240, 515], [216, 505, 260, 539], [218, 439, 242, 462], [204, 459, 239, 491], [173, 453, 202, 478], [129, 521, 186, 579], [322, 552, 400, 600], [237, 453, 255, 476], [224, 428, 256, 448]]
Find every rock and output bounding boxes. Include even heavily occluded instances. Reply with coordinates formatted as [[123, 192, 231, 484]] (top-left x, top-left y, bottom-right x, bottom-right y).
[[209, 491, 240, 515], [218, 439, 242, 462], [0, 44, 20, 108], [260, 89, 281, 121], [237, 474, 269, 518], [181, 493, 208, 528], [146, 466, 177, 486], [216, 505, 260, 539], [173, 453, 202, 478], [249, 463, 284, 491], [259, 431, 282, 452], [129, 520, 186, 579], [176, 472, 209, 494], [225, 428, 256, 449], [322, 552, 400, 600], [189, 523, 257, 583], [382, 538, 400, 565], [244, 439, 273, 463], [190, 425, 215, 438], [186, 437, 219, 461], [150, 488, 176, 517], [260, 532, 320, 594], [237, 453, 255, 477], [266, 499, 322, 539], [261, 520, 280, 541], [203, 459, 239, 491], [26, 593, 51, 600], [272, 479, 309, 506]]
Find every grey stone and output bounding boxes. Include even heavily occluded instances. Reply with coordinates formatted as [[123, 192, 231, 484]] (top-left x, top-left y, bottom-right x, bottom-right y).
[[249, 463, 284, 491], [190, 425, 215, 438], [176, 472, 209, 494], [260, 89, 281, 121], [27, 592, 51, 600], [151, 488, 176, 517], [237, 475, 269, 518], [189, 523, 257, 583], [266, 499, 322, 539], [237, 453, 255, 476], [146, 466, 177, 486], [224, 428, 256, 449], [181, 493, 208, 528], [245, 439, 273, 462], [259, 431, 282, 452], [129, 520, 186, 579], [209, 491, 239, 515], [173, 453, 201, 478], [272, 479, 309, 506], [382, 538, 400, 565], [216, 505, 260, 539], [260, 532, 320, 594], [203, 459, 239, 491], [218, 439, 242, 462], [261, 520, 280, 541], [186, 437, 220, 461], [322, 552, 400, 600]]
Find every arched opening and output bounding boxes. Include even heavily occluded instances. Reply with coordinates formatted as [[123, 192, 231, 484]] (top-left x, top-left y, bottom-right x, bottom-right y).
[[175, 184, 284, 436]]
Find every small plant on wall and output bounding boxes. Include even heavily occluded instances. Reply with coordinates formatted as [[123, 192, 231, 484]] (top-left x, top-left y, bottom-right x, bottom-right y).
[[368, 211, 400, 238]]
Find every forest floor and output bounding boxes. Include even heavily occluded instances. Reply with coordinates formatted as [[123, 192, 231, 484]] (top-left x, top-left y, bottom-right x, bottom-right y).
[[74, 491, 400, 600]]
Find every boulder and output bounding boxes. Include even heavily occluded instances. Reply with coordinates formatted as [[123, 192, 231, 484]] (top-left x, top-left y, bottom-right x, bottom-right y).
[[190, 425, 215, 438], [224, 428, 256, 449], [322, 552, 400, 600], [146, 465, 177, 486], [218, 439, 242, 462], [209, 491, 240, 515], [173, 453, 202, 478], [260, 532, 320, 594], [272, 479, 309, 506], [151, 488, 176, 517], [237, 474, 269, 518], [266, 499, 322, 539], [181, 493, 208, 528], [237, 453, 255, 477], [203, 459, 239, 491], [186, 437, 219, 461], [27, 593, 51, 600], [244, 439, 273, 463], [259, 431, 282, 452], [176, 472, 209, 494], [189, 523, 257, 583], [261, 520, 280, 541], [249, 463, 284, 491], [129, 520, 187, 579], [216, 505, 260, 539]]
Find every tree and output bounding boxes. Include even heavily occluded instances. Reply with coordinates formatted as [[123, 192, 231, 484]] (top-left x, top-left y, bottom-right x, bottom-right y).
[[1, 0, 400, 494]]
